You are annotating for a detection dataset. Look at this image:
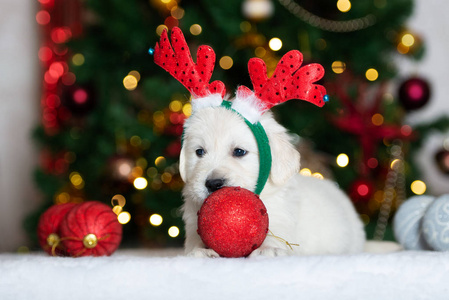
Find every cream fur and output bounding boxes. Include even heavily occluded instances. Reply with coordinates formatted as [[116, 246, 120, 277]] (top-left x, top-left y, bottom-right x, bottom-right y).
[[180, 106, 366, 257]]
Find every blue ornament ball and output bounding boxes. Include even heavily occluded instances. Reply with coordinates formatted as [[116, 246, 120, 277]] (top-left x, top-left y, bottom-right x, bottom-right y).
[[422, 195, 449, 251], [393, 195, 434, 250]]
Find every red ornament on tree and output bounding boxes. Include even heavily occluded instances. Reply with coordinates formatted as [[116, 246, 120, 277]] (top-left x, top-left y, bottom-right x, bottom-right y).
[[398, 77, 431, 111], [37, 202, 77, 256], [60, 201, 122, 257], [348, 178, 375, 203], [197, 187, 269, 258]]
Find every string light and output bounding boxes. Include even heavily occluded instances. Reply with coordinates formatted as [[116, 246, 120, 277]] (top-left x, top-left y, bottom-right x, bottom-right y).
[[255, 47, 266, 58], [72, 53, 85, 66], [331, 61, 346, 74], [149, 214, 163, 226], [55, 192, 70, 204], [367, 157, 378, 169], [182, 103, 192, 117], [36, 10, 51, 25], [156, 24, 168, 36], [312, 172, 324, 180], [130, 135, 142, 147], [337, 0, 351, 12], [155, 156, 166, 167], [112, 205, 123, 215], [336, 153, 349, 167], [111, 194, 126, 207], [133, 177, 148, 190], [219, 56, 233, 70], [190, 24, 202, 35], [123, 74, 138, 90], [411, 180, 426, 195], [169, 100, 183, 112], [161, 172, 173, 183], [170, 6, 185, 19], [69, 172, 84, 189], [299, 168, 312, 176], [168, 226, 180, 238], [269, 38, 282, 51], [117, 211, 131, 224], [278, 0, 376, 32], [147, 167, 158, 178], [371, 113, 384, 126], [240, 21, 251, 32], [365, 68, 378, 81], [401, 33, 415, 47]]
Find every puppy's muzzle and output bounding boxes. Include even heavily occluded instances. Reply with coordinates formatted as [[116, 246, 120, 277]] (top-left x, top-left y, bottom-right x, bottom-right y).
[[205, 178, 225, 193]]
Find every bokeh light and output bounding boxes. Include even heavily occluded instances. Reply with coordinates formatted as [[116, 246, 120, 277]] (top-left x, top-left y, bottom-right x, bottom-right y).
[[332, 61, 346, 74], [123, 75, 138, 91], [190, 24, 202, 35], [133, 177, 148, 190], [219, 56, 233, 70], [401, 33, 415, 47], [365, 68, 379, 81], [149, 214, 163, 226], [337, 0, 351, 12], [117, 211, 131, 224], [336, 153, 349, 167], [269, 38, 282, 51], [411, 180, 426, 195], [168, 226, 180, 238]]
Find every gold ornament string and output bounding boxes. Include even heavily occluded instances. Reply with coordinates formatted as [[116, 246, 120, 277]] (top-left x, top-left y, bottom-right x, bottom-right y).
[[49, 233, 111, 257], [267, 230, 299, 251], [277, 0, 377, 33]]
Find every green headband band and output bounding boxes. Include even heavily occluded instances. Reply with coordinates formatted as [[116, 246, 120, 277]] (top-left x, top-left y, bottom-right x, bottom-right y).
[[220, 101, 272, 195]]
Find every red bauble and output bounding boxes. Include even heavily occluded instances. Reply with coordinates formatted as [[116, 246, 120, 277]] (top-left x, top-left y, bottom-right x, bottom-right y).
[[398, 77, 431, 111], [60, 201, 122, 257], [197, 187, 269, 258], [348, 178, 375, 203], [37, 202, 77, 256], [62, 84, 96, 116]]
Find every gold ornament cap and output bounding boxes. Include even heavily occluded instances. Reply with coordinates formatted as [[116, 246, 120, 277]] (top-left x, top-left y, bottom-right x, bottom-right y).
[[47, 233, 60, 247], [83, 233, 98, 249]]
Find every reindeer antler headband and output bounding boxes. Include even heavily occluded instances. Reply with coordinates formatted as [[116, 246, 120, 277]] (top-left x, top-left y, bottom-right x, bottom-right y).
[[153, 27, 328, 195]]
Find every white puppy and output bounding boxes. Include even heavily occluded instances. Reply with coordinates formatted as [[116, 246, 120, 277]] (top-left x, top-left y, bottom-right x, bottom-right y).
[[180, 104, 366, 257]]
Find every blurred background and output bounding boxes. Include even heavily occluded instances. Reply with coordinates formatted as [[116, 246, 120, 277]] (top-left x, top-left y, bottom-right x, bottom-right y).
[[1, 0, 449, 252]]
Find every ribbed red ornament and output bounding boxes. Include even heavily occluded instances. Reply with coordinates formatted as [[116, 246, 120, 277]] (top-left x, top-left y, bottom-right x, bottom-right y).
[[197, 187, 269, 258], [60, 201, 122, 257], [37, 202, 77, 256]]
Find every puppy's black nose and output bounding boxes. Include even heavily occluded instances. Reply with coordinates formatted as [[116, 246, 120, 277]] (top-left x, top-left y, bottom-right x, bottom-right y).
[[205, 179, 225, 193]]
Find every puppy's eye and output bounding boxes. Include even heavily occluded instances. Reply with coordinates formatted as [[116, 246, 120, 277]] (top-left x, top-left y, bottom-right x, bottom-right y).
[[233, 148, 247, 157], [195, 148, 206, 157]]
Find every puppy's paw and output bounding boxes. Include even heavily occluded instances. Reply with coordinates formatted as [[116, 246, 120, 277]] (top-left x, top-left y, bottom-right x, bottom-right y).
[[249, 247, 291, 257], [187, 248, 220, 258]]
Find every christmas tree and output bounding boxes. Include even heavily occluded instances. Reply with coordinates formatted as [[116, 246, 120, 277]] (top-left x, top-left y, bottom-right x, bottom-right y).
[[29, 0, 448, 248]]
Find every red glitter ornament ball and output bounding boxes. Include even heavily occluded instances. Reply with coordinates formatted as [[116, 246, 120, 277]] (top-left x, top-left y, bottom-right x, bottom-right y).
[[60, 201, 122, 257], [37, 202, 77, 256], [197, 187, 269, 258]]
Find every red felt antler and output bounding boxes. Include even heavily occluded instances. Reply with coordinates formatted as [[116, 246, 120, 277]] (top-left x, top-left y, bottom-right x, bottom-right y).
[[154, 27, 225, 98], [238, 50, 327, 111]]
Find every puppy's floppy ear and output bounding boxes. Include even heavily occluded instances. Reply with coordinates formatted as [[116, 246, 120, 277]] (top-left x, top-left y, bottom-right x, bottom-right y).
[[178, 143, 187, 182], [261, 113, 300, 186]]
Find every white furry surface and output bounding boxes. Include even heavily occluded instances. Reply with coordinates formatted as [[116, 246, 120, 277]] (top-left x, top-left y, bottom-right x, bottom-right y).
[[1, 249, 448, 300]]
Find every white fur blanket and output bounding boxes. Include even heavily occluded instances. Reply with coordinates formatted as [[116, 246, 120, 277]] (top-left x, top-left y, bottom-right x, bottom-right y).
[[1, 249, 448, 300]]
